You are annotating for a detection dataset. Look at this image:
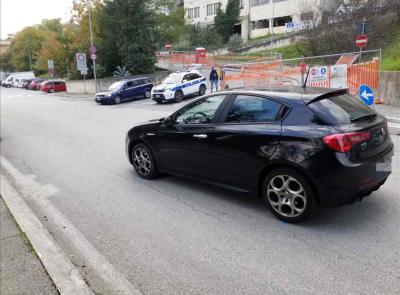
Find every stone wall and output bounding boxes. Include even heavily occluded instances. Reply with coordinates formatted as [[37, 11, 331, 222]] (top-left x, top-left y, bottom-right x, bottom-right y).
[[66, 71, 169, 95], [379, 71, 400, 106]]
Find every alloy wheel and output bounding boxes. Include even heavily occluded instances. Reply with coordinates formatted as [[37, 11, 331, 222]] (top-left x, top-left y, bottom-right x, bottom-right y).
[[133, 147, 152, 177], [266, 175, 307, 218]]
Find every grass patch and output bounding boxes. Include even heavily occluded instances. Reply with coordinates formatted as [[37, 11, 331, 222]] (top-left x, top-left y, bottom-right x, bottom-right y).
[[381, 29, 400, 71]]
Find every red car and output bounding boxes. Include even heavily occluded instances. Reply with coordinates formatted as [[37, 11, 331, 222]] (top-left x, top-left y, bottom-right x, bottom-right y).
[[40, 80, 66, 93], [29, 79, 45, 90]]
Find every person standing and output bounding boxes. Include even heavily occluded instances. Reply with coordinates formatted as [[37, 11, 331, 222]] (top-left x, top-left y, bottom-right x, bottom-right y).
[[210, 67, 219, 93]]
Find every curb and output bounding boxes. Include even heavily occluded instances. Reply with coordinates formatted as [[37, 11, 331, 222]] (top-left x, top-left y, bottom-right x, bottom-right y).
[[0, 175, 93, 295]]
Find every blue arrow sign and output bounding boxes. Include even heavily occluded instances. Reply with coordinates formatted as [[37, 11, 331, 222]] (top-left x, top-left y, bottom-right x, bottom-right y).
[[358, 84, 374, 106]]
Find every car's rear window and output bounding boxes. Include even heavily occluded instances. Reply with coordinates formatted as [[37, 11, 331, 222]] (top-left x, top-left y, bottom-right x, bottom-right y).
[[308, 93, 376, 124]]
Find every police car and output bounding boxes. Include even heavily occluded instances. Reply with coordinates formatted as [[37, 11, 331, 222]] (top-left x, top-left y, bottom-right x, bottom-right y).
[[151, 70, 207, 103]]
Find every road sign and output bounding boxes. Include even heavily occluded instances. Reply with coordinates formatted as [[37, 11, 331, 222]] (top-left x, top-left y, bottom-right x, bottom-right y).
[[309, 66, 328, 83], [355, 35, 368, 48], [76, 53, 87, 70], [80, 68, 88, 75], [90, 53, 97, 60], [89, 45, 97, 54], [47, 59, 54, 70], [358, 85, 374, 106]]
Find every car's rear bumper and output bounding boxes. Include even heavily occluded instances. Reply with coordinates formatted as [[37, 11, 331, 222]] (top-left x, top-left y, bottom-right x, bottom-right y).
[[314, 143, 393, 207]]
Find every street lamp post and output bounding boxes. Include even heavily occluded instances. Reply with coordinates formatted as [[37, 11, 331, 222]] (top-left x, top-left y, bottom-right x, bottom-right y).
[[270, 0, 275, 58], [87, 0, 97, 92]]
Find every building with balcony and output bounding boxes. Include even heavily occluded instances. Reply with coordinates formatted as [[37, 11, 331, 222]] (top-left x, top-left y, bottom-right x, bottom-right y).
[[184, 0, 335, 41]]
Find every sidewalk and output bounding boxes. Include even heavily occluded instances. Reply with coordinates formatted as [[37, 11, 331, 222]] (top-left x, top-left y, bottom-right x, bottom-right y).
[[0, 197, 59, 295], [375, 104, 400, 123]]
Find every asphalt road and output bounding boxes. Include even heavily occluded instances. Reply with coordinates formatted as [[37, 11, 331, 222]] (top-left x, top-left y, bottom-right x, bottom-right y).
[[1, 87, 400, 295]]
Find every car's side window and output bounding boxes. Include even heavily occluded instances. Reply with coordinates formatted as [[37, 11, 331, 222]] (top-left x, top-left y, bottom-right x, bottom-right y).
[[125, 81, 133, 88], [175, 95, 226, 125], [182, 74, 191, 82], [225, 95, 283, 123]]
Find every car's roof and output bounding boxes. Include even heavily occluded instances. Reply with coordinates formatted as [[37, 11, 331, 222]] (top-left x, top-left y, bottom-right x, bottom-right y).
[[219, 86, 348, 103]]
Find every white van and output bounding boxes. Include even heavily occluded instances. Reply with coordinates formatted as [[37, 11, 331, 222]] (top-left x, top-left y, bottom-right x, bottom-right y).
[[2, 72, 35, 88]]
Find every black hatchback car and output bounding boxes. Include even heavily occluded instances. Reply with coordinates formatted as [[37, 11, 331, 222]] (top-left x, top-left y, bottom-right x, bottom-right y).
[[125, 87, 393, 222]]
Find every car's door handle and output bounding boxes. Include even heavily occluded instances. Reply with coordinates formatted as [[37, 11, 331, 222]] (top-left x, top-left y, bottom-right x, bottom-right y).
[[193, 134, 208, 139]]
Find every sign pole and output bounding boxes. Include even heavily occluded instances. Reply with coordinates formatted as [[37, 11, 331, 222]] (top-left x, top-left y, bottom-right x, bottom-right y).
[[359, 22, 365, 63], [87, 0, 97, 92]]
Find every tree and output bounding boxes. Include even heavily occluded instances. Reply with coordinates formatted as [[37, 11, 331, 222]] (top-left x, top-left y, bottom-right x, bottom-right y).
[[214, 0, 240, 43], [97, 0, 156, 74], [8, 27, 45, 71]]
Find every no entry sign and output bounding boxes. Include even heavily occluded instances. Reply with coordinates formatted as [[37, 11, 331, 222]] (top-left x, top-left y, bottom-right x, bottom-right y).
[[355, 35, 368, 48]]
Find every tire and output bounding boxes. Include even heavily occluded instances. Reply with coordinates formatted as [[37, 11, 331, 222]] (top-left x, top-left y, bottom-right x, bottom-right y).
[[262, 168, 317, 223], [49, 88, 54, 93], [144, 89, 151, 99], [198, 84, 206, 96], [131, 143, 159, 179], [174, 91, 183, 103], [114, 95, 121, 104]]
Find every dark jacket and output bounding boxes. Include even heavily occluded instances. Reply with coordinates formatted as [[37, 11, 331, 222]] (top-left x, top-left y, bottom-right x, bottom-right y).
[[209, 69, 218, 81]]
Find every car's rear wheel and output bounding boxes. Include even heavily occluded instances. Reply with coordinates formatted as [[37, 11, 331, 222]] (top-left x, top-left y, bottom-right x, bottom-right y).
[[198, 84, 206, 96], [174, 91, 183, 103], [262, 168, 317, 223], [144, 90, 151, 99], [131, 143, 158, 179], [114, 95, 121, 104]]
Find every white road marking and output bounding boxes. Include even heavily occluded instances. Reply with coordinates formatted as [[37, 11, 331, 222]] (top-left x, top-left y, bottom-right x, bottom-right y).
[[388, 122, 400, 130], [1, 157, 142, 295]]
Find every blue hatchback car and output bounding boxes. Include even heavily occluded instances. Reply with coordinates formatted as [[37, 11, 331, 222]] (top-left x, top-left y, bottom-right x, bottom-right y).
[[95, 77, 153, 104]]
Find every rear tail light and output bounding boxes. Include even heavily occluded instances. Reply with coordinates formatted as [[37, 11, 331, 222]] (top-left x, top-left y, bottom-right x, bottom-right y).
[[323, 132, 371, 153]]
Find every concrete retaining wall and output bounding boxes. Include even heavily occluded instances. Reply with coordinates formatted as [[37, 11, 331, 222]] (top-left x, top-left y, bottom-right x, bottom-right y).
[[379, 71, 400, 106], [66, 71, 169, 95]]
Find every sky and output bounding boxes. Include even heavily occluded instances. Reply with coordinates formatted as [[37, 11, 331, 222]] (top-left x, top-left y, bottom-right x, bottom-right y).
[[1, 0, 73, 39]]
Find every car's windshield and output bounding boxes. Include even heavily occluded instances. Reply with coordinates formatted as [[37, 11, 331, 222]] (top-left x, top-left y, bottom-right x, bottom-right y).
[[107, 81, 125, 90], [163, 75, 181, 84]]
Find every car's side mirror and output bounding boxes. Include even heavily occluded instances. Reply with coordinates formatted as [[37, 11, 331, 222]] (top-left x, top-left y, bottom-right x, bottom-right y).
[[163, 116, 173, 125], [182, 79, 188, 83]]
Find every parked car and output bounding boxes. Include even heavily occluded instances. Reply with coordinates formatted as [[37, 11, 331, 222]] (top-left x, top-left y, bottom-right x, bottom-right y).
[[29, 79, 45, 90], [2, 71, 35, 87], [12, 78, 21, 87], [22, 78, 35, 89], [125, 87, 393, 223], [151, 70, 207, 103], [95, 77, 153, 105], [40, 80, 66, 93]]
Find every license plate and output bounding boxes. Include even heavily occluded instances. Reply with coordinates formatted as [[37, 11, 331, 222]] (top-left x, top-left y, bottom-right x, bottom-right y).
[[155, 95, 160, 98], [376, 157, 392, 173]]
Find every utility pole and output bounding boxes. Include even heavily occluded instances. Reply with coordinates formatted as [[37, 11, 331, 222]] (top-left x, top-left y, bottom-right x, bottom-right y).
[[87, 0, 97, 92], [270, 0, 275, 58], [27, 46, 33, 71]]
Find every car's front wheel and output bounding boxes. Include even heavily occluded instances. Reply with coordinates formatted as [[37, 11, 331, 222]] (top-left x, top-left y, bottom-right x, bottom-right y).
[[262, 168, 317, 223], [144, 90, 151, 99], [198, 84, 206, 96], [114, 95, 121, 104], [131, 143, 158, 179], [174, 91, 183, 103]]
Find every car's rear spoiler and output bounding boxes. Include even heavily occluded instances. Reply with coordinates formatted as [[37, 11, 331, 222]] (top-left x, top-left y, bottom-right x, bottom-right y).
[[304, 89, 348, 105]]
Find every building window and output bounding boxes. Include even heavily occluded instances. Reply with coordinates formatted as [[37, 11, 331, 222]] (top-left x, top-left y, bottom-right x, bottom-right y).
[[251, 0, 269, 7], [251, 19, 269, 30], [207, 2, 221, 16], [188, 8, 193, 19], [273, 15, 292, 27], [188, 7, 200, 18]]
